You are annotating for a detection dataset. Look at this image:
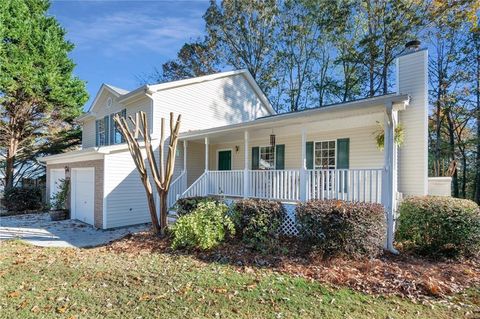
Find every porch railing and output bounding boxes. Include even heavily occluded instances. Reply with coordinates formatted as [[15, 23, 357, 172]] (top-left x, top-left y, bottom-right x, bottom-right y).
[[179, 168, 383, 204], [167, 171, 187, 208]]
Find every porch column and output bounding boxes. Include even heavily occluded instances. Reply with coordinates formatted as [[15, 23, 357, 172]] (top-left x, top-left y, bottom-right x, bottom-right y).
[[243, 131, 249, 198], [204, 137, 209, 172], [183, 140, 188, 190], [383, 102, 398, 254], [299, 128, 307, 201]]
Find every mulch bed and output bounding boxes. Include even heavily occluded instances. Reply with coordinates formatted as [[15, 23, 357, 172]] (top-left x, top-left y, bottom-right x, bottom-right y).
[[103, 232, 480, 300]]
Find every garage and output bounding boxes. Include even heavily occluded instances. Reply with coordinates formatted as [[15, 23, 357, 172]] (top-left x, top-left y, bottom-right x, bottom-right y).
[[71, 167, 95, 225]]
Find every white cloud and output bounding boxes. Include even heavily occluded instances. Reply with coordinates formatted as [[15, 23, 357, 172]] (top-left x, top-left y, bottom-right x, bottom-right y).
[[62, 8, 205, 57]]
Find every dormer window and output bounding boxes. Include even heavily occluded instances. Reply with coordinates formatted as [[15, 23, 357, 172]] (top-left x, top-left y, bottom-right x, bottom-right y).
[[95, 109, 126, 146]]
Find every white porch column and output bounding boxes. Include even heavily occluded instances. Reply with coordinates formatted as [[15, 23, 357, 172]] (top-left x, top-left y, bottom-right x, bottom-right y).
[[299, 128, 307, 201], [243, 131, 249, 198], [183, 140, 188, 189], [204, 137, 209, 172], [383, 102, 399, 254]]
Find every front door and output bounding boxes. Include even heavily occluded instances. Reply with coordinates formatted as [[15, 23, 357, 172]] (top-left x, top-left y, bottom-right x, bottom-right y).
[[71, 167, 95, 225], [218, 150, 232, 171]]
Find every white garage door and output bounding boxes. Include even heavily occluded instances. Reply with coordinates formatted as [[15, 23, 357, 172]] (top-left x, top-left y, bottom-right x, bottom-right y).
[[50, 169, 65, 198], [71, 168, 95, 225]]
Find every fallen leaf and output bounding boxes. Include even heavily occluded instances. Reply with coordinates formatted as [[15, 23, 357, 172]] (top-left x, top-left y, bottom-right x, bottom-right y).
[[8, 291, 20, 298]]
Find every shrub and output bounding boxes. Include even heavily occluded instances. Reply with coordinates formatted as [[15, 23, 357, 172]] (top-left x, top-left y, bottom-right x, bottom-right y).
[[50, 178, 69, 211], [171, 201, 235, 250], [175, 196, 221, 216], [3, 187, 43, 212], [396, 196, 480, 258], [232, 199, 285, 251], [296, 200, 386, 259]]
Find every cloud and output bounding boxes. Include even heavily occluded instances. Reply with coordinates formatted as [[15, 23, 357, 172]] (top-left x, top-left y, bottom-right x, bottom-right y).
[[61, 7, 205, 58]]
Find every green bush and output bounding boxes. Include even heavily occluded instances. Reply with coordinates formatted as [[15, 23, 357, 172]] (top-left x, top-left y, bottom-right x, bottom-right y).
[[232, 199, 285, 251], [175, 196, 221, 216], [4, 187, 43, 212], [171, 201, 235, 250], [296, 200, 386, 259], [396, 196, 480, 258]]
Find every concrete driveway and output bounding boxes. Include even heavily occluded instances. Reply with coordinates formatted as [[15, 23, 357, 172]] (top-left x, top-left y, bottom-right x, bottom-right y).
[[0, 213, 149, 248]]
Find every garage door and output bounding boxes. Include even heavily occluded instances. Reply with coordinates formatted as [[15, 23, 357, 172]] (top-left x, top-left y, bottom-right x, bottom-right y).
[[50, 169, 65, 199], [71, 168, 95, 225]]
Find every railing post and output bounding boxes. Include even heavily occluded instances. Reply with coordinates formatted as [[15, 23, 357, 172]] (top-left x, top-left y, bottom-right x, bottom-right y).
[[183, 140, 188, 188], [243, 131, 249, 198], [299, 128, 307, 201]]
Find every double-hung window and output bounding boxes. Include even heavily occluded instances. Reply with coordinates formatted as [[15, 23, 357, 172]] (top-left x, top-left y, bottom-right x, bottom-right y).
[[109, 109, 126, 145], [314, 141, 336, 169], [259, 146, 275, 170]]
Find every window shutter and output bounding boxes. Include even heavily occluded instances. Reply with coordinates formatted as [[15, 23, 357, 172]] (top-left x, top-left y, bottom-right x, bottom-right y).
[[103, 116, 110, 146], [306, 141, 314, 169], [337, 138, 350, 192], [95, 120, 100, 146], [337, 138, 350, 169], [275, 144, 285, 170], [252, 147, 259, 170]]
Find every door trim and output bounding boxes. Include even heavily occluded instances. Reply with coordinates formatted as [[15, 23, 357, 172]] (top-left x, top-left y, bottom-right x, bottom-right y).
[[71, 167, 95, 225], [216, 148, 233, 170]]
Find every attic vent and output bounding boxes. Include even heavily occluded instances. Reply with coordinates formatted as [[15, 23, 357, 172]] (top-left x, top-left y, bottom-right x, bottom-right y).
[[106, 97, 113, 108]]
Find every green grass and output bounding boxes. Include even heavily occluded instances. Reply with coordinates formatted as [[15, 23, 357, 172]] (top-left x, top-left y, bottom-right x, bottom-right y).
[[0, 240, 478, 319]]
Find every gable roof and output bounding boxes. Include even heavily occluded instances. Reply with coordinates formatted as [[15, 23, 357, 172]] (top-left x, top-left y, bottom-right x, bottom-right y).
[[118, 70, 276, 115], [104, 84, 129, 95]]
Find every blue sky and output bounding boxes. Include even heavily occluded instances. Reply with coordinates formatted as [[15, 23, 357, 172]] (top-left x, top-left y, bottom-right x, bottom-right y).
[[48, 0, 210, 110]]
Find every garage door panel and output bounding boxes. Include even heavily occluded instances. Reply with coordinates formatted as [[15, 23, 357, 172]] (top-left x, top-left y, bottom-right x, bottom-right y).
[[72, 168, 95, 226]]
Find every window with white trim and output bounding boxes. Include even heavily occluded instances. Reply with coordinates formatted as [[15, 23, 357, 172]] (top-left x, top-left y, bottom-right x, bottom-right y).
[[109, 109, 126, 145], [96, 118, 107, 146], [95, 109, 126, 146], [259, 146, 275, 170], [314, 140, 336, 169]]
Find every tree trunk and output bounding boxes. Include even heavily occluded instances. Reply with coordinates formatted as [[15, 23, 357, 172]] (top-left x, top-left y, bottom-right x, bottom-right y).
[[160, 192, 168, 236], [446, 112, 459, 197], [475, 31, 480, 204], [461, 153, 467, 198], [5, 138, 19, 190], [144, 177, 161, 235]]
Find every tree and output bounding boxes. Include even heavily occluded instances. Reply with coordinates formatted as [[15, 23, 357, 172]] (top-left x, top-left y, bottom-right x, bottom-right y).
[[204, 0, 279, 97], [114, 112, 181, 236], [0, 0, 88, 190]]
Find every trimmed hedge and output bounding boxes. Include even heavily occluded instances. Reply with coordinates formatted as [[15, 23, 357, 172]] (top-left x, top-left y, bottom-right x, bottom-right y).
[[232, 199, 285, 251], [396, 196, 480, 258], [3, 187, 42, 212], [175, 196, 221, 216], [171, 201, 235, 250], [296, 200, 386, 259]]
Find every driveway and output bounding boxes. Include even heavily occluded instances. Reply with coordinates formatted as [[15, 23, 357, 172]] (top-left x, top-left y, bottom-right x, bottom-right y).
[[0, 213, 149, 248]]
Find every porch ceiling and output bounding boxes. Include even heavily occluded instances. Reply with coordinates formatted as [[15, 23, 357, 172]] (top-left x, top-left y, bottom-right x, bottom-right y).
[[184, 106, 385, 144], [180, 93, 408, 144]]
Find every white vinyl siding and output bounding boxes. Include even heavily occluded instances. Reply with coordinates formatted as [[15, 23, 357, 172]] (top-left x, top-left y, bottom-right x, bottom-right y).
[[82, 120, 95, 148], [397, 50, 428, 196]]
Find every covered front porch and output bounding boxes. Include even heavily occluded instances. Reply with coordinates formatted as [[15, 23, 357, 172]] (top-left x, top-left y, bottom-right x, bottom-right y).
[[169, 94, 407, 211]]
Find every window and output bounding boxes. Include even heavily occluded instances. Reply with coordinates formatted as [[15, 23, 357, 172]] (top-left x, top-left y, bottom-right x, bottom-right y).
[[109, 109, 126, 145], [95, 109, 126, 146], [314, 140, 336, 169], [259, 146, 275, 170]]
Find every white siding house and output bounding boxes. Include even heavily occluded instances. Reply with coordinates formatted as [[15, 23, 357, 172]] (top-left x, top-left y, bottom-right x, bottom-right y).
[[41, 49, 432, 249]]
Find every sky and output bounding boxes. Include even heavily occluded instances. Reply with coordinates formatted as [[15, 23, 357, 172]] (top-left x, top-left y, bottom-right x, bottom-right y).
[[48, 0, 210, 110]]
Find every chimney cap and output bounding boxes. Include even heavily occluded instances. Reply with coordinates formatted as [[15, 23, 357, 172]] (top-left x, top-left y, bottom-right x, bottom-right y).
[[405, 40, 421, 50]]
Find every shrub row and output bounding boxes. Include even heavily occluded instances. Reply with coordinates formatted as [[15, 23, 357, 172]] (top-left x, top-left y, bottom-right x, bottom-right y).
[[297, 200, 386, 259], [396, 196, 480, 258], [3, 187, 43, 212]]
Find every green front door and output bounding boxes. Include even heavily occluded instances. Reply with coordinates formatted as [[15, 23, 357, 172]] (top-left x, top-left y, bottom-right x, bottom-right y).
[[218, 150, 232, 171]]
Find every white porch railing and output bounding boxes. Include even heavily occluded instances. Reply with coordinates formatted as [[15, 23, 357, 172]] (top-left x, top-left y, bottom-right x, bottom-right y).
[[181, 172, 208, 198], [307, 169, 382, 203], [249, 170, 300, 201], [167, 171, 187, 208], [178, 168, 383, 204], [208, 170, 244, 197]]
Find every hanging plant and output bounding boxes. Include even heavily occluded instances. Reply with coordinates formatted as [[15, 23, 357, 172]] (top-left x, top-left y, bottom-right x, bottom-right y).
[[374, 122, 405, 151]]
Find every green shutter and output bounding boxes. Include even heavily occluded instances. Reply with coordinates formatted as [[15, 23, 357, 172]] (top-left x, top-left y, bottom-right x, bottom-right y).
[[337, 138, 350, 169], [275, 144, 285, 170], [103, 116, 110, 146], [306, 141, 314, 169], [95, 120, 100, 146], [337, 138, 350, 192], [252, 147, 259, 170]]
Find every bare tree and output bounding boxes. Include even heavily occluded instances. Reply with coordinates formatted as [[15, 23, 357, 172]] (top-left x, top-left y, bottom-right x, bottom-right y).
[[114, 111, 181, 236]]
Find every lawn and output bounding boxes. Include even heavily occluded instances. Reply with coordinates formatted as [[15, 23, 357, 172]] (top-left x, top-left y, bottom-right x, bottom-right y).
[[0, 240, 478, 319]]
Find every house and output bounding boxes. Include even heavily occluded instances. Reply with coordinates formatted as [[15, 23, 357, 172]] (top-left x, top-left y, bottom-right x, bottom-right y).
[[40, 48, 440, 251]]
